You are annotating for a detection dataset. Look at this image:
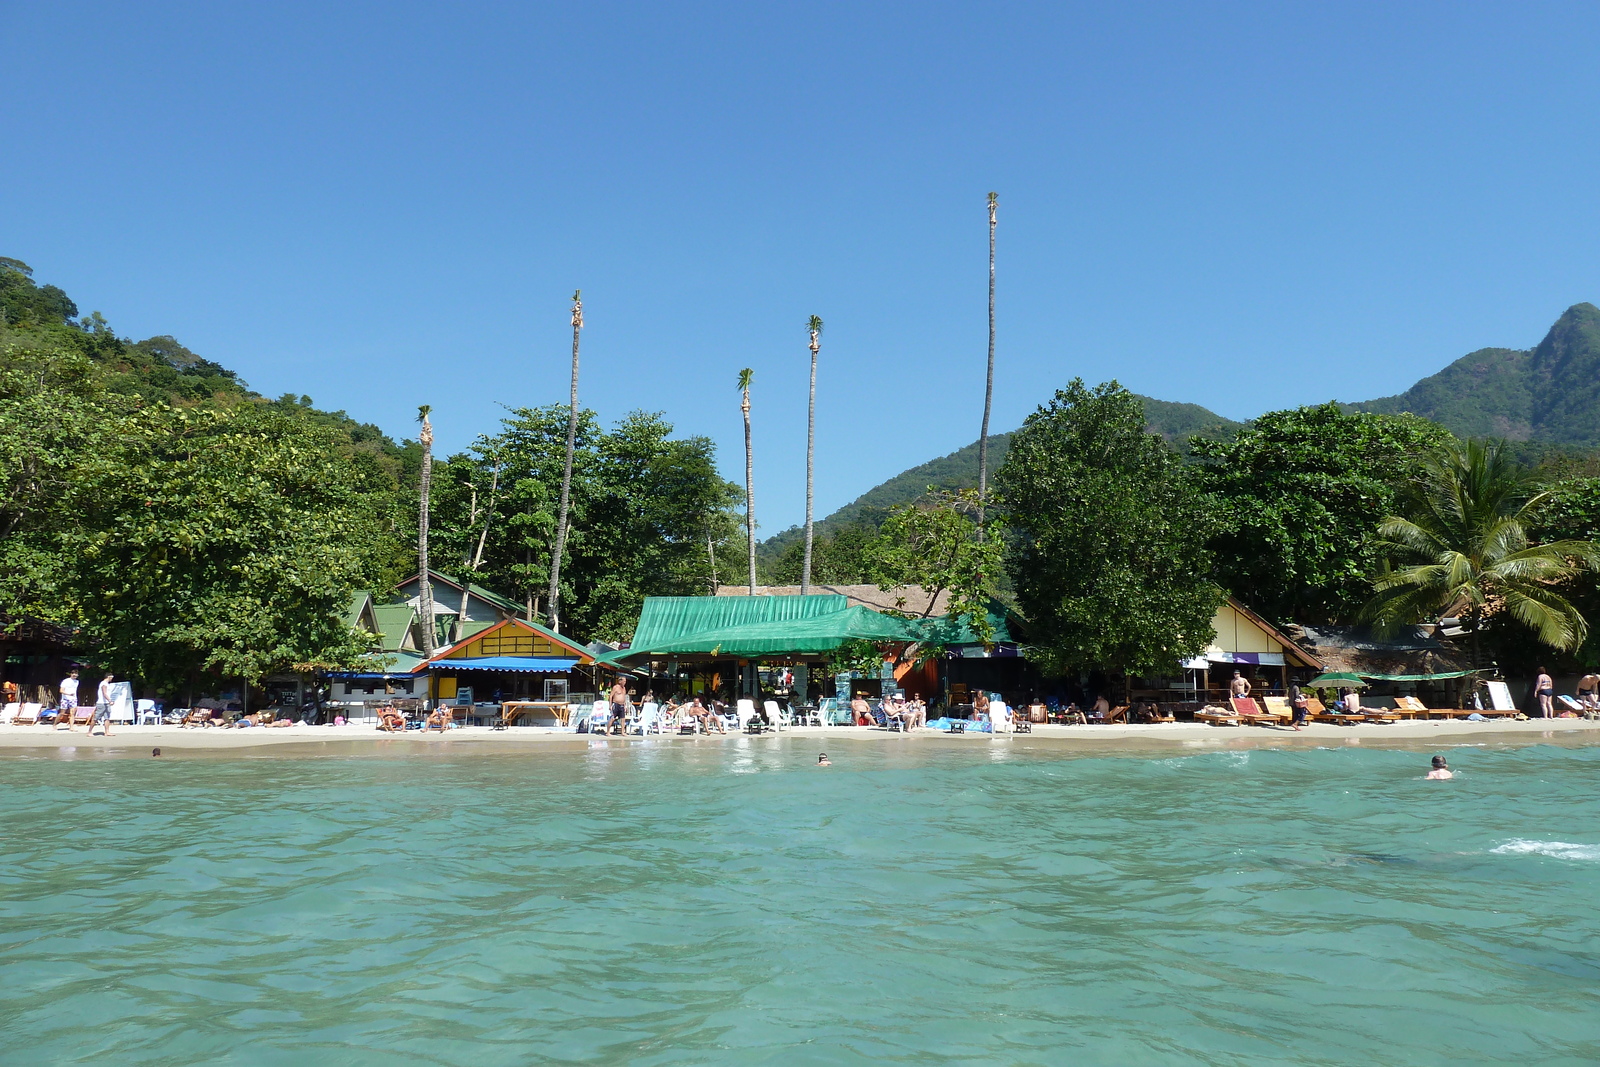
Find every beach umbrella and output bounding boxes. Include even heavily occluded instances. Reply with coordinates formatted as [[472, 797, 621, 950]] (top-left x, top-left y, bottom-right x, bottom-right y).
[[1306, 671, 1369, 688]]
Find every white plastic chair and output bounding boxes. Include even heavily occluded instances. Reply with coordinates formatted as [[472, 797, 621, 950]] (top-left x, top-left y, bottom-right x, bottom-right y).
[[633, 701, 661, 735], [584, 699, 609, 732], [989, 702, 1013, 735], [0, 702, 18, 725], [763, 700, 786, 731], [736, 699, 757, 731], [135, 699, 161, 726]]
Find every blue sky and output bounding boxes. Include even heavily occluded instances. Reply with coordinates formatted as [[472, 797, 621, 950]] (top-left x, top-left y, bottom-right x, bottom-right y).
[[6, 2, 1600, 534]]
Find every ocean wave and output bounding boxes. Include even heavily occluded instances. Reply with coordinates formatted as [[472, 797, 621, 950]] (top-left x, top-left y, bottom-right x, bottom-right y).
[[1491, 839, 1600, 861]]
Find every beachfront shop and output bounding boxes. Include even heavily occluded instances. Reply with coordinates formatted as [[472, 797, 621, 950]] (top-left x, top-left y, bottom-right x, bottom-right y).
[[1161, 598, 1324, 705], [597, 594, 924, 714], [419, 617, 597, 726]]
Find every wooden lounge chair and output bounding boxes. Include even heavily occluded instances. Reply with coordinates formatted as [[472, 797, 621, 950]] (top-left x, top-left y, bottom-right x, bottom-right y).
[[1306, 697, 1358, 725], [1195, 705, 1240, 726], [1394, 696, 1429, 718], [1230, 696, 1276, 726], [1260, 696, 1294, 723], [65, 706, 94, 728], [13, 702, 42, 725]]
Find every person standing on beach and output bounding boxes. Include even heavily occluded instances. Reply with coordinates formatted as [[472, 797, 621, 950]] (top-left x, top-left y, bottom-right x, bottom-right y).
[[1229, 671, 1251, 698], [607, 678, 630, 735], [56, 669, 80, 729], [1288, 682, 1308, 731], [1535, 666, 1555, 718], [87, 673, 115, 736]]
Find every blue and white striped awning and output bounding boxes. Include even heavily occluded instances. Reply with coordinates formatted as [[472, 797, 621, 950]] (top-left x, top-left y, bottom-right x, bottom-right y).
[[429, 656, 578, 673]]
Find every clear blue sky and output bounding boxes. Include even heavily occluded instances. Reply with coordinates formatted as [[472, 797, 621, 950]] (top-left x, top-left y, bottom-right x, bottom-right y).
[[7, 2, 1600, 534]]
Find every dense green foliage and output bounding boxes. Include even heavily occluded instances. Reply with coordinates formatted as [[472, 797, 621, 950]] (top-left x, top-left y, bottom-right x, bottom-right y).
[[1355, 303, 1600, 450], [1191, 404, 1452, 625], [431, 406, 740, 643], [995, 381, 1223, 677], [870, 489, 1001, 644], [757, 396, 1241, 568], [1367, 439, 1600, 662]]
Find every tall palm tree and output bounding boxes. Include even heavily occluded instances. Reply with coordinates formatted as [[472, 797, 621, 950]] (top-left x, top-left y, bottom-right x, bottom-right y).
[[976, 191, 998, 538], [801, 315, 823, 595], [548, 290, 582, 633], [416, 404, 436, 656], [738, 367, 756, 594], [1366, 438, 1600, 664]]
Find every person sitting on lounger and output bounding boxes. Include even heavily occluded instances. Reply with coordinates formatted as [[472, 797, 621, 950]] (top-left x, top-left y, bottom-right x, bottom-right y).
[[1092, 695, 1111, 719], [1062, 702, 1087, 724], [1577, 674, 1600, 709], [882, 696, 907, 729], [903, 697, 927, 731], [1341, 689, 1362, 715], [377, 708, 406, 732], [851, 693, 872, 725], [972, 692, 991, 722], [1426, 755, 1453, 780], [423, 707, 448, 731]]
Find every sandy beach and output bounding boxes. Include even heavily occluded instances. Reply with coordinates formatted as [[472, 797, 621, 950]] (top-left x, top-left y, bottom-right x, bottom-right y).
[[4, 716, 1600, 753]]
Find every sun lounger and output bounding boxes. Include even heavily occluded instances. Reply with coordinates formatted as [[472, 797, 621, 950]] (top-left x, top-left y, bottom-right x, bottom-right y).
[[66, 706, 94, 727], [1260, 696, 1295, 723], [0, 702, 18, 725], [13, 703, 42, 725], [1230, 696, 1278, 725], [1305, 697, 1358, 725], [1195, 705, 1240, 726]]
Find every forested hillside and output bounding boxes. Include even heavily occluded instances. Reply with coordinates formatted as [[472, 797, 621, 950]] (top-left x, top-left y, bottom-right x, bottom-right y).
[[757, 394, 1240, 568], [1352, 302, 1600, 448]]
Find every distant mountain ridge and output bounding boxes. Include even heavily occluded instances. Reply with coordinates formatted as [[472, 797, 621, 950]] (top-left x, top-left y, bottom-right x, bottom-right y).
[[766, 302, 1600, 558]]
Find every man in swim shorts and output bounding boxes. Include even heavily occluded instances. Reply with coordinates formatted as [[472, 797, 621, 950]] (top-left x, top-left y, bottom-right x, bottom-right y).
[[1426, 755, 1453, 780], [1229, 671, 1251, 698]]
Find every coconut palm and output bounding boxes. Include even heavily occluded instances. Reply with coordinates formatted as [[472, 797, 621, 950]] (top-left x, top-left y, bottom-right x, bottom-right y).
[[416, 404, 436, 655], [548, 290, 582, 633], [802, 316, 823, 595], [977, 191, 997, 536], [738, 367, 756, 594], [1366, 438, 1600, 663]]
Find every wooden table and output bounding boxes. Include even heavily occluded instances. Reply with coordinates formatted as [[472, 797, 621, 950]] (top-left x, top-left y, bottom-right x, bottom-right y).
[[500, 701, 571, 727]]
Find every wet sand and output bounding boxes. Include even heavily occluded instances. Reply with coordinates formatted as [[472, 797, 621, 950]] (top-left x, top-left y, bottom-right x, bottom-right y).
[[4, 715, 1600, 754]]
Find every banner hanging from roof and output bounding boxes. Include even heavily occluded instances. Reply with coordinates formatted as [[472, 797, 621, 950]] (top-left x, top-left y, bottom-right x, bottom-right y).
[[1207, 652, 1285, 666]]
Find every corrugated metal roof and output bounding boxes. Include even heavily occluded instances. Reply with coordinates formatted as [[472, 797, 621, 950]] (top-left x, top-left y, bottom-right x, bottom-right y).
[[371, 604, 417, 652], [638, 605, 921, 656], [629, 594, 849, 650]]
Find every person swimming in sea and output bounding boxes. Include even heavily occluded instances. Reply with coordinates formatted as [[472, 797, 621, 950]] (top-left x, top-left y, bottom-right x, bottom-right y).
[[817, 753, 831, 766], [1426, 755, 1453, 780]]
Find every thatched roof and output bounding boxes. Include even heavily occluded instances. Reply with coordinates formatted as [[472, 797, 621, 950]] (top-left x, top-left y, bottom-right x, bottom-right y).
[[714, 584, 950, 617], [1284, 624, 1473, 678]]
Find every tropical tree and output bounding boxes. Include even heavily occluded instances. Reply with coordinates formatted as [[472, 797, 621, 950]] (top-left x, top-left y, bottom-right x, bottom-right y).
[[416, 404, 436, 655], [869, 489, 1002, 645], [738, 367, 757, 594], [548, 289, 583, 632], [1366, 438, 1600, 663], [977, 190, 997, 536], [1190, 403, 1452, 624], [802, 315, 822, 594], [996, 380, 1222, 678], [451, 445, 501, 641]]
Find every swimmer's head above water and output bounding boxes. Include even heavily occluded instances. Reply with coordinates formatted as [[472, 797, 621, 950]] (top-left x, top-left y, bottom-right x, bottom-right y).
[[817, 753, 830, 766]]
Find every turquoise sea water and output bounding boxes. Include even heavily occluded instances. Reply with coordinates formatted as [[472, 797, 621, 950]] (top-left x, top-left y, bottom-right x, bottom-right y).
[[2, 736, 1599, 1065]]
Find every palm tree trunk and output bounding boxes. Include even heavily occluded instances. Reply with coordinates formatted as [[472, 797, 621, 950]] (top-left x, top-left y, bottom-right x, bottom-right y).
[[802, 317, 821, 594], [740, 371, 756, 594], [548, 291, 582, 633], [417, 407, 436, 656], [977, 192, 997, 538]]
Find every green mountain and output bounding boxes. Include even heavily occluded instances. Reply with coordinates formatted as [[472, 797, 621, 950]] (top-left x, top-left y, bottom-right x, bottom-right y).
[[758, 395, 1241, 562], [1351, 302, 1600, 447]]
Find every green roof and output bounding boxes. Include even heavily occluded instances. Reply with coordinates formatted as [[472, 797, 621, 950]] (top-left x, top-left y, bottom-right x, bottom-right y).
[[371, 604, 418, 652], [907, 608, 1014, 647], [602, 596, 921, 662], [630, 594, 850, 650], [345, 591, 374, 629], [420, 570, 526, 615]]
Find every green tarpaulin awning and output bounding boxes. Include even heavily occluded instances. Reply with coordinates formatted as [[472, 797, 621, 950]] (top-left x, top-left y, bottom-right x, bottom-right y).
[[1358, 669, 1479, 682], [600, 604, 922, 662]]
